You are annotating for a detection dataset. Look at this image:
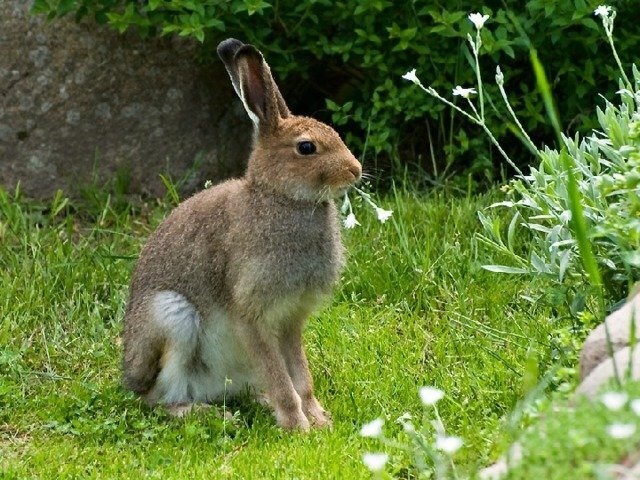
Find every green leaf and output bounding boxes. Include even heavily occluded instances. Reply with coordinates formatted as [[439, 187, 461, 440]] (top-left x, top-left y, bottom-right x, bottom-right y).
[[52, 0, 75, 15], [560, 148, 603, 289], [507, 211, 520, 252], [481, 265, 530, 274], [31, 0, 52, 15], [530, 48, 563, 147]]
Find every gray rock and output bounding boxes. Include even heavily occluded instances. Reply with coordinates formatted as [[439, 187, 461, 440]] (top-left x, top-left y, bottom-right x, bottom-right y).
[[0, 124, 14, 142], [575, 345, 640, 398], [580, 293, 640, 379], [478, 442, 523, 480], [0, 0, 250, 198]]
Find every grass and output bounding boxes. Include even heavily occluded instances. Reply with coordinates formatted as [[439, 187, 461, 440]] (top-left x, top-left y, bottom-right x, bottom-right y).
[[0, 183, 596, 478], [505, 381, 640, 479]]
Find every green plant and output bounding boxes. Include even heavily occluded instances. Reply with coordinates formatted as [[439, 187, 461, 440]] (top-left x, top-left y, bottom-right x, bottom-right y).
[[503, 384, 640, 480], [31, 0, 640, 180], [404, 6, 639, 306], [479, 97, 639, 290], [481, 21, 640, 303], [359, 387, 465, 479]]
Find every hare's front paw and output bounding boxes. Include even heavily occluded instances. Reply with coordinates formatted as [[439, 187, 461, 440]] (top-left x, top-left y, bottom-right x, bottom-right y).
[[164, 403, 214, 418], [275, 407, 310, 431], [304, 397, 332, 429]]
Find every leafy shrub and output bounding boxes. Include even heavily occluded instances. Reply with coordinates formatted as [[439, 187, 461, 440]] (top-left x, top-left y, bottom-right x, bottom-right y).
[[401, 5, 638, 307], [31, 0, 640, 179], [431, 6, 640, 303], [479, 72, 640, 299]]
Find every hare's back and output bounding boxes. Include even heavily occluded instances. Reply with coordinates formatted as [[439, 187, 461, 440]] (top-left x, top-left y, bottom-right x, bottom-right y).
[[128, 178, 246, 312]]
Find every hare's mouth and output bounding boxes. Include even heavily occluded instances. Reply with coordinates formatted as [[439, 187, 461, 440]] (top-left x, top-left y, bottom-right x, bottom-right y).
[[324, 184, 355, 201]]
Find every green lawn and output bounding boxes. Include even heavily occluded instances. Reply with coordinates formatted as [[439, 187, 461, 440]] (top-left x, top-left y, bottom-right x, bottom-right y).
[[0, 185, 584, 478]]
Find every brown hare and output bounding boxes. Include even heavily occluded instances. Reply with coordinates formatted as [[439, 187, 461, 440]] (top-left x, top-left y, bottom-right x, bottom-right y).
[[122, 38, 362, 430]]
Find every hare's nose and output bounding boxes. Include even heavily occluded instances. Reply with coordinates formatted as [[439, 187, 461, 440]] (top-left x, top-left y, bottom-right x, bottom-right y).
[[348, 162, 362, 182]]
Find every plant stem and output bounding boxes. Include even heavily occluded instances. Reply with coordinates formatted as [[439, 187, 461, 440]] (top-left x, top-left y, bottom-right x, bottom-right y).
[[414, 80, 526, 179], [496, 68, 539, 156], [420, 85, 481, 125], [473, 30, 485, 122], [605, 23, 632, 89], [464, 98, 525, 178]]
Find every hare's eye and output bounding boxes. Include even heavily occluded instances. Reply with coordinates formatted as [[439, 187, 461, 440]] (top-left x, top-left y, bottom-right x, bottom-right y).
[[296, 141, 317, 155]]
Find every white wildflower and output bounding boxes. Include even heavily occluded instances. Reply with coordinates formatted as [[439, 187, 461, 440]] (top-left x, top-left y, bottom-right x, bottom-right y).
[[607, 423, 636, 439], [343, 212, 360, 229], [631, 399, 640, 416], [360, 418, 384, 438], [452, 85, 477, 99], [397, 412, 415, 433], [594, 5, 612, 17], [419, 386, 445, 406], [468, 12, 489, 30], [495, 66, 504, 86], [375, 207, 393, 223], [601, 391, 628, 411], [401, 421, 415, 433], [435, 435, 464, 455], [402, 69, 420, 85], [362, 452, 388, 472]]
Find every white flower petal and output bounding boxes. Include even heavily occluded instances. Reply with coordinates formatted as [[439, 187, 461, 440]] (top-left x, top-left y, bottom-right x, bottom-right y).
[[343, 212, 360, 229], [601, 391, 628, 411], [360, 418, 384, 438], [402, 69, 420, 85], [607, 423, 636, 439], [435, 435, 463, 455], [468, 12, 489, 30], [452, 85, 477, 99], [375, 207, 393, 223], [419, 386, 444, 406], [396, 412, 415, 432], [362, 452, 388, 472], [631, 399, 640, 416], [594, 5, 612, 17], [401, 421, 415, 433]]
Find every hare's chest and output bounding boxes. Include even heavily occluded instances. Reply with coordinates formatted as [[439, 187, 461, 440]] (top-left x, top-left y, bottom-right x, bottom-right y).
[[232, 229, 343, 305], [231, 202, 345, 305], [237, 242, 342, 298]]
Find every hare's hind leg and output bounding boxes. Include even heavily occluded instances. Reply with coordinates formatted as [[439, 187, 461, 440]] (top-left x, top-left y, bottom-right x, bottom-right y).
[[142, 291, 203, 407], [123, 300, 166, 396]]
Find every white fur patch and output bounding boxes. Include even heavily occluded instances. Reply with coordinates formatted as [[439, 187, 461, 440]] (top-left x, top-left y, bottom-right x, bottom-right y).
[[147, 291, 255, 405], [239, 82, 261, 125]]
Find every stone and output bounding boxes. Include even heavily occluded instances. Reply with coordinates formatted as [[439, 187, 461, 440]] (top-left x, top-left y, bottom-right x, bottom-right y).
[[579, 293, 640, 379], [478, 442, 523, 480], [0, 0, 250, 198], [575, 345, 640, 399]]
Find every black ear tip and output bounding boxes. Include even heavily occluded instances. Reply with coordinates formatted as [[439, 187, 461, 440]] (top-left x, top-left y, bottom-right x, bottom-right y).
[[235, 44, 263, 61], [217, 38, 244, 63]]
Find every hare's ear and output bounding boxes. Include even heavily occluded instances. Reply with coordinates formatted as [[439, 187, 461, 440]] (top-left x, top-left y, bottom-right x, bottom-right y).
[[217, 39, 290, 129], [217, 38, 245, 99]]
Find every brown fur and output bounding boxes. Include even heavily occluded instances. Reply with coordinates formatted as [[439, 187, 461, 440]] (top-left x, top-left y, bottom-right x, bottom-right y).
[[122, 38, 361, 430]]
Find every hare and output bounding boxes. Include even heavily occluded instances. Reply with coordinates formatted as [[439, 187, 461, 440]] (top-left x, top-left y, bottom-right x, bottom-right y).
[[122, 38, 362, 430]]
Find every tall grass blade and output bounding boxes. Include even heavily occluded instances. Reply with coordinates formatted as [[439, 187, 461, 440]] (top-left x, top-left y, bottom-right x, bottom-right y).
[[530, 49, 563, 148], [530, 49, 618, 383]]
